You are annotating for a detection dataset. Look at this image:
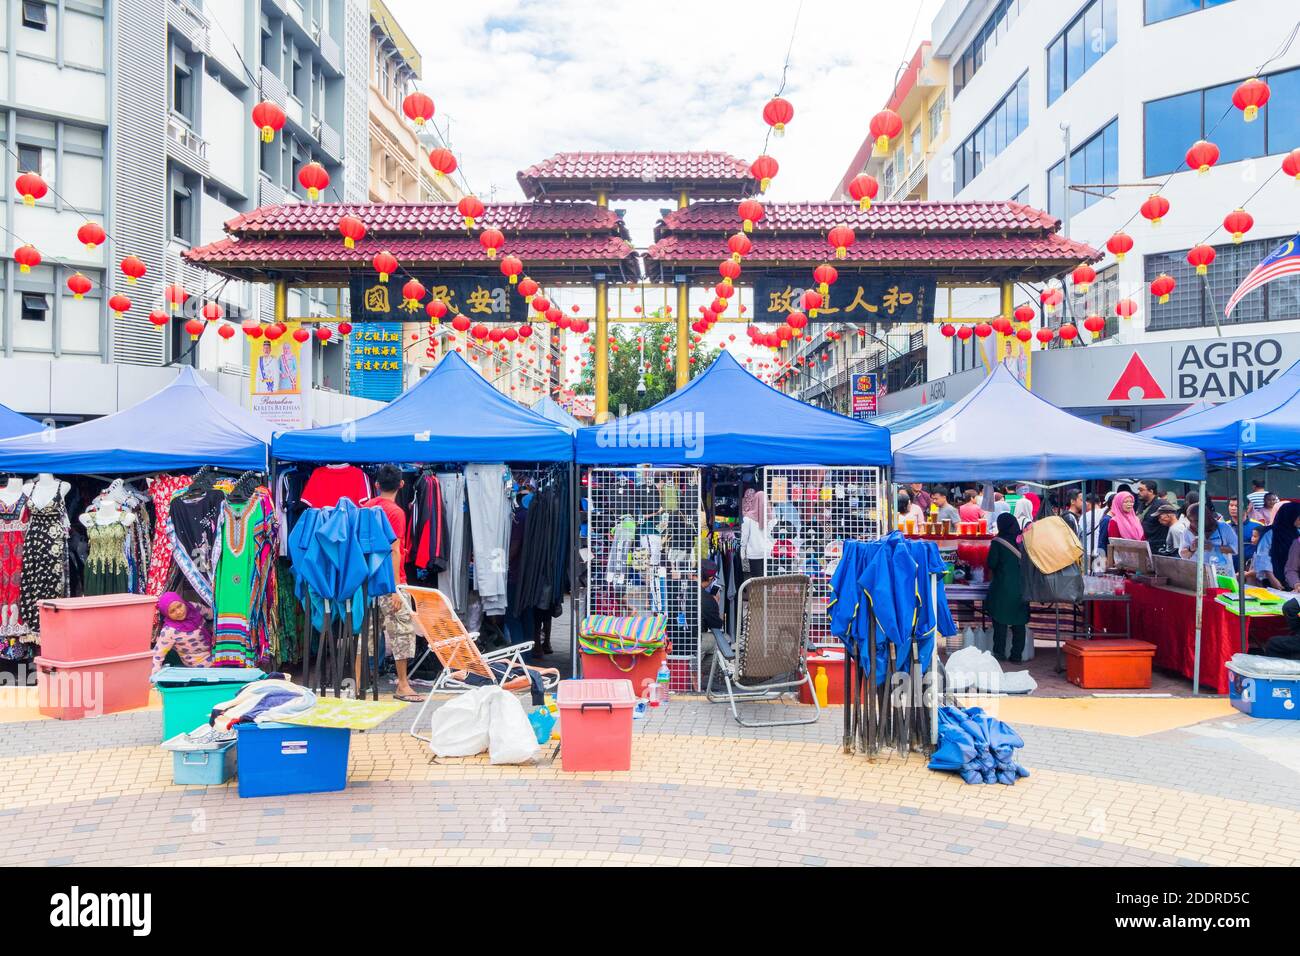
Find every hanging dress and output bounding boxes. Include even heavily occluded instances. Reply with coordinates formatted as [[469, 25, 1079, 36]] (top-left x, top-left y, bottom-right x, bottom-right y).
[[210, 496, 263, 668], [0, 493, 30, 643], [168, 488, 225, 607], [84, 517, 131, 596], [146, 474, 191, 595], [18, 494, 70, 639]]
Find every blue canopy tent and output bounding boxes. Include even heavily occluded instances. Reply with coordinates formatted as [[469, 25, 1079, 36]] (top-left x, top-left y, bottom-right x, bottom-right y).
[[0, 401, 38, 440], [871, 400, 952, 434], [0, 367, 273, 473], [274, 351, 574, 463], [576, 350, 891, 466], [530, 395, 582, 433]]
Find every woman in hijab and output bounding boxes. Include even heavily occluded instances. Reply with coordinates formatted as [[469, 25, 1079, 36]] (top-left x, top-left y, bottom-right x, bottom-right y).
[[986, 513, 1030, 662], [1012, 496, 1035, 529], [1253, 501, 1300, 589], [1107, 491, 1146, 541]]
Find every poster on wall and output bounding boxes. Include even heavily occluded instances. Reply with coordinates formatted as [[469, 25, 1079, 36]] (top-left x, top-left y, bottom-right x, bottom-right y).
[[249, 322, 305, 430], [348, 322, 404, 402], [851, 372, 879, 421]]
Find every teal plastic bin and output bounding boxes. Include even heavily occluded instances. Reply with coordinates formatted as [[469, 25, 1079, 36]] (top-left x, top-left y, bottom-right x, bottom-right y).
[[153, 667, 265, 741], [171, 740, 237, 786]]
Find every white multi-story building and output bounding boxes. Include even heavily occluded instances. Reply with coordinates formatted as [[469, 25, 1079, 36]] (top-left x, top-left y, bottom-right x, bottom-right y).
[[0, 0, 376, 423], [896, 0, 1300, 427]]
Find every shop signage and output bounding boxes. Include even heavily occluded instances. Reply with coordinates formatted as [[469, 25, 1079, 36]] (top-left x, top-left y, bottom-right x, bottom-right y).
[[851, 372, 879, 420], [348, 275, 526, 323], [348, 322, 404, 402], [249, 321, 305, 429], [754, 272, 934, 326]]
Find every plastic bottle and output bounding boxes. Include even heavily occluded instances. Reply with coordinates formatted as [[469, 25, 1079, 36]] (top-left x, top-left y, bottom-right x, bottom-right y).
[[656, 660, 671, 707], [814, 666, 829, 708]]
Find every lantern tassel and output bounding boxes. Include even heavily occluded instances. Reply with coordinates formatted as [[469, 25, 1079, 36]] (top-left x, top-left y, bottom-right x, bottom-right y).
[[818, 282, 828, 295], [1245, 105, 1259, 122], [19, 265, 29, 274], [22, 195, 34, 207], [261, 126, 274, 143], [1115, 252, 1126, 262], [859, 198, 871, 211], [1196, 265, 1207, 276], [344, 237, 354, 249], [874, 135, 889, 155], [308, 187, 319, 201], [486, 248, 497, 258], [1159, 294, 1170, 304], [743, 220, 753, 233], [126, 275, 136, 284], [760, 178, 771, 191], [835, 247, 846, 260], [509, 275, 517, 284]]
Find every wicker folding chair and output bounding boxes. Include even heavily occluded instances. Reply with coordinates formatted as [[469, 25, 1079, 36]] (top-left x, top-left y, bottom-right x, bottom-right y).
[[399, 585, 560, 742], [705, 574, 820, 727]]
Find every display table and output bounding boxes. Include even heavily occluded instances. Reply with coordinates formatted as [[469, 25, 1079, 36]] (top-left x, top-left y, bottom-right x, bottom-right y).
[[1092, 579, 1289, 693]]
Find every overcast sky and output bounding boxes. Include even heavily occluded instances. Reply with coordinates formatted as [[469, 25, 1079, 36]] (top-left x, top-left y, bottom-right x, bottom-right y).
[[387, 0, 947, 377]]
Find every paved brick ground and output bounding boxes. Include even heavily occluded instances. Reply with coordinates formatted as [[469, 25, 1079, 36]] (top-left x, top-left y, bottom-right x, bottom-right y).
[[2, 690, 1298, 867]]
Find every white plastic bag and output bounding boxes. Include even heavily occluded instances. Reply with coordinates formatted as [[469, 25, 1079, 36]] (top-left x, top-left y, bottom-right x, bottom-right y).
[[486, 689, 541, 764], [427, 686, 493, 757]]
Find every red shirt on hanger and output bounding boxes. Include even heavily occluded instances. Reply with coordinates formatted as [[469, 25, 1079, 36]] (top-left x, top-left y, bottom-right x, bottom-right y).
[[301, 465, 369, 509]]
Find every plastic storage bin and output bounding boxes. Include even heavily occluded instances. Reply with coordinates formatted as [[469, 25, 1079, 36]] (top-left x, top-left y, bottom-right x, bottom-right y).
[[35, 650, 153, 720], [556, 679, 636, 772], [172, 740, 237, 786], [153, 667, 265, 741], [1227, 661, 1300, 720], [1063, 639, 1156, 689], [580, 646, 667, 697], [235, 723, 351, 798], [37, 594, 158, 661], [798, 649, 845, 706]]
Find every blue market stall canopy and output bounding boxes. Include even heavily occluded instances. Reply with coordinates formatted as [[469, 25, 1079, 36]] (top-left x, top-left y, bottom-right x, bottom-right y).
[[274, 351, 574, 463], [1144, 360, 1300, 464], [872, 400, 952, 434], [531, 395, 582, 433], [892, 364, 1205, 482], [0, 367, 273, 474], [576, 350, 891, 466], [0, 401, 37, 440]]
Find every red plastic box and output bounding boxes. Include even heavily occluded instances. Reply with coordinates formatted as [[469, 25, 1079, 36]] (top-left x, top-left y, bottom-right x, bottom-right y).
[[556, 679, 636, 772], [798, 649, 846, 706], [37, 594, 158, 661], [580, 646, 667, 698], [35, 650, 154, 720], [1063, 639, 1156, 689]]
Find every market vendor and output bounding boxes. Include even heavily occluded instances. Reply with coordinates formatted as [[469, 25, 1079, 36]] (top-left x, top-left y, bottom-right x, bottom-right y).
[[1250, 502, 1300, 589], [1151, 503, 1181, 556], [929, 488, 960, 528]]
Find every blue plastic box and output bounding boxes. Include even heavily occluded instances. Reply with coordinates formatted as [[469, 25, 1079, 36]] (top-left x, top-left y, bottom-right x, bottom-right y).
[[172, 740, 237, 786], [235, 723, 351, 798], [1229, 671, 1300, 720], [153, 667, 265, 742]]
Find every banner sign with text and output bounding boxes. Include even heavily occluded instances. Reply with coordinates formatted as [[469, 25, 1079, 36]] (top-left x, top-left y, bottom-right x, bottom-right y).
[[754, 272, 935, 326], [348, 322, 404, 402], [851, 372, 879, 420], [348, 274, 527, 324], [249, 321, 305, 430]]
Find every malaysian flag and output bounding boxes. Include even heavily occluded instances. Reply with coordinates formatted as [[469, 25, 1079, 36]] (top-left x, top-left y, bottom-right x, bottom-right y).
[[1225, 233, 1300, 318]]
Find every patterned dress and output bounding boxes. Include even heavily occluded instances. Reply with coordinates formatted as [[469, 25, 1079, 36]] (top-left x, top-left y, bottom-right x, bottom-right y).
[[210, 497, 262, 668], [18, 494, 70, 639], [84, 518, 131, 596], [146, 474, 191, 596], [0, 493, 30, 641]]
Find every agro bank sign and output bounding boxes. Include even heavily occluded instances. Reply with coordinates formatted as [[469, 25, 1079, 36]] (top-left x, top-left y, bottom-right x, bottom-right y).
[[1033, 332, 1300, 407]]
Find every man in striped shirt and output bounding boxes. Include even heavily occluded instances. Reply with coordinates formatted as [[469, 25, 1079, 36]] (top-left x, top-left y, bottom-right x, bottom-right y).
[[1247, 479, 1268, 515]]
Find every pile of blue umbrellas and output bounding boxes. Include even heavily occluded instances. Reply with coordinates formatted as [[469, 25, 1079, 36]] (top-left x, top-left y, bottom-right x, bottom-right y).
[[928, 706, 1030, 785]]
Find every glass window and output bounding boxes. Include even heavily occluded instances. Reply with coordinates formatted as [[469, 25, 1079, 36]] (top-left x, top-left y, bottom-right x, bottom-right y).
[[1143, 236, 1289, 331], [1083, 0, 1104, 71], [1048, 160, 1065, 219], [173, 63, 193, 120], [1143, 90, 1200, 176], [1048, 118, 1118, 218], [1145, 0, 1234, 24], [929, 93, 945, 143], [1267, 68, 1300, 155], [21, 0, 47, 30], [955, 73, 1029, 192], [17, 144, 42, 174], [1047, 38, 1065, 104], [1206, 80, 1265, 164], [1048, 0, 1117, 105], [171, 186, 192, 243], [954, 0, 1020, 98], [21, 293, 48, 322], [1065, 19, 1085, 89]]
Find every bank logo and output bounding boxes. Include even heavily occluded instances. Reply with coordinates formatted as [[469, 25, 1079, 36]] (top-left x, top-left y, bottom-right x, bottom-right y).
[[1107, 353, 1167, 402]]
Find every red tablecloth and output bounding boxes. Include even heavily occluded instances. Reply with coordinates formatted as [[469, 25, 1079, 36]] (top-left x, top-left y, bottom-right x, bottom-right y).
[[1092, 580, 1288, 693]]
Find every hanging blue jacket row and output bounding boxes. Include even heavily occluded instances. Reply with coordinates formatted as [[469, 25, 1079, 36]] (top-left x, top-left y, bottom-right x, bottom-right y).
[[287, 498, 397, 633], [928, 706, 1030, 785], [828, 533, 957, 684]]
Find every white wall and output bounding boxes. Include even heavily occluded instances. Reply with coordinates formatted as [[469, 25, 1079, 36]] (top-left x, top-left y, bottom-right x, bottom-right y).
[[202, 72, 248, 192], [205, 0, 248, 80]]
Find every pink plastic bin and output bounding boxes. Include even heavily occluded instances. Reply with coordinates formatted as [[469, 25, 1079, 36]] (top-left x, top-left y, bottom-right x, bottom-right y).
[[556, 679, 636, 772], [580, 646, 667, 698], [35, 650, 154, 720], [37, 594, 158, 661]]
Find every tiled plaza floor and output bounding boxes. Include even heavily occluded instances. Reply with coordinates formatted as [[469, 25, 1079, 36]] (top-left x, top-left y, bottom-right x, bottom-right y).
[[2, 687, 1298, 867]]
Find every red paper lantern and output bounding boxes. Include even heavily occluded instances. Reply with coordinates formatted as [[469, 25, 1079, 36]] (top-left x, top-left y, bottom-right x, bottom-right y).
[[546, 306, 563, 325], [1071, 263, 1096, 293], [532, 297, 551, 322], [956, 325, 973, 341], [1016, 327, 1033, 343], [488, 327, 504, 343], [315, 327, 332, 343], [66, 272, 91, 300], [148, 309, 169, 329], [292, 328, 311, 344], [517, 277, 539, 300], [1232, 77, 1270, 122], [297, 161, 330, 201], [1187, 244, 1216, 276], [714, 282, 735, 300], [108, 294, 131, 318], [1224, 208, 1254, 243], [1040, 287, 1063, 314], [120, 255, 146, 284], [265, 323, 286, 341], [201, 301, 224, 323], [241, 319, 263, 339], [451, 314, 471, 332], [425, 299, 448, 324], [338, 214, 366, 249], [1106, 231, 1134, 261], [940, 323, 956, 338], [738, 198, 764, 233], [1058, 323, 1078, 343], [1014, 303, 1035, 324], [76, 222, 106, 251], [1115, 298, 1138, 320], [402, 278, 426, 311], [457, 195, 485, 229], [518, 324, 533, 338], [373, 251, 398, 283], [869, 109, 903, 156], [1283, 148, 1300, 181], [762, 96, 794, 134], [727, 232, 752, 262], [571, 319, 588, 334], [401, 91, 435, 126], [428, 147, 458, 177], [184, 318, 204, 339], [338, 322, 353, 336], [479, 227, 505, 259], [827, 224, 855, 259], [504, 327, 518, 342], [1140, 194, 1170, 226], [846, 173, 880, 211], [801, 289, 823, 317], [813, 263, 839, 295], [974, 322, 993, 338], [1150, 273, 1176, 304], [499, 255, 523, 284], [787, 311, 808, 330], [1036, 328, 1055, 347], [1083, 315, 1106, 338], [718, 259, 741, 285], [14, 244, 40, 273], [251, 100, 286, 143], [991, 317, 1012, 335], [750, 154, 779, 192], [15, 171, 47, 205], [1185, 139, 1220, 175]]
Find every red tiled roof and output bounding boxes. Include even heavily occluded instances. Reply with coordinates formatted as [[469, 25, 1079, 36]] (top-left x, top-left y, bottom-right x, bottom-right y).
[[658, 200, 1061, 236], [223, 201, 623, 236], [645, 234, 1097, 263], [517, 151, 756, 200], [185, 235, 636, 266]]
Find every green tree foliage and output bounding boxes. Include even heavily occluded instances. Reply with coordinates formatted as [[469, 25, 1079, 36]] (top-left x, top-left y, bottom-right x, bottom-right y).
[[577, 322, 720, 414]]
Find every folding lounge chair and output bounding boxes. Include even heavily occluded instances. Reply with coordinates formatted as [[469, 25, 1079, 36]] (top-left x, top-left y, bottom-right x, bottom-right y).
[[705, 574, 820, 727], [399, 585, 560, 742]]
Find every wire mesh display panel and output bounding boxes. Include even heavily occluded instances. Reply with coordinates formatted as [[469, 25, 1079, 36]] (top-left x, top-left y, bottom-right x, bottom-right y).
[[586, 468, 701, 692], [763, 467, 886, 647]]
